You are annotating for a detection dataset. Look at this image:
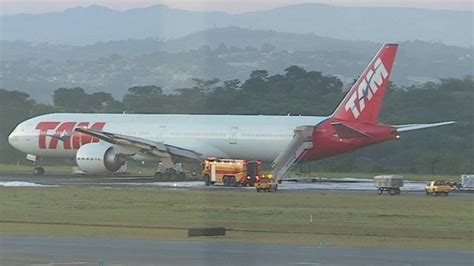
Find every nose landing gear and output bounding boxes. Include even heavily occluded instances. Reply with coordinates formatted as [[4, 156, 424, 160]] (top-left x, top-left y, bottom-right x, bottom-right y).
[[27, 154, 45, 175]]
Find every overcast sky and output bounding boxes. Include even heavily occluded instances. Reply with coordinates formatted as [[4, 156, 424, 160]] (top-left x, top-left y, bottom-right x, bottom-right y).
[[1, 0, 473, 15]]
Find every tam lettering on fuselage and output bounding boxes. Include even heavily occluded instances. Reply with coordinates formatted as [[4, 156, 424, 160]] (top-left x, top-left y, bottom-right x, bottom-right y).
[[35, 122, 106, 150], [344, 58, 389, 119]]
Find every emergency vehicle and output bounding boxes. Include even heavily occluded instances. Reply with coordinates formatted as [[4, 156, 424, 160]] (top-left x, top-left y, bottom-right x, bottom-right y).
[[255, 174, 278, 192], [425, 180, 453, 196], [203, 158, 263, 187]]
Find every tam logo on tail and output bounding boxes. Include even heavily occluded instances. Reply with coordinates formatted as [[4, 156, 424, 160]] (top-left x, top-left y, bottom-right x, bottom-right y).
[[333, 43, 398, 123], [345, 58, 389, 119]]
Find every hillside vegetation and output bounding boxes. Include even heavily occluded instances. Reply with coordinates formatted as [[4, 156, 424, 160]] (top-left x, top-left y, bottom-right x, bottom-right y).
[[1, 28, 472, 102], [1, 68, 472, 174]]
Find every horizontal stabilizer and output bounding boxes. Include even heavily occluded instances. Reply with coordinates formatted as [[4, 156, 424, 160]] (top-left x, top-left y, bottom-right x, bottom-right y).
[[395, 121, 456, 132], [332, 122, 371, 139]]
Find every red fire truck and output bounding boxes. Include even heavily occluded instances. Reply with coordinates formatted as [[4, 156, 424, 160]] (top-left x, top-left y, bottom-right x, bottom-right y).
[[202, 158, 264, 187]]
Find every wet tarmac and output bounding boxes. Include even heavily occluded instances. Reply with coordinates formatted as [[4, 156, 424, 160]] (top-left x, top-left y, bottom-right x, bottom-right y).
[[1, 171, 473, 198]]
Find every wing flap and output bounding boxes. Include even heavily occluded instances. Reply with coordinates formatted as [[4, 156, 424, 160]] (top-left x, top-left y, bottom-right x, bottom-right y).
[[75, 128, 201, 161]]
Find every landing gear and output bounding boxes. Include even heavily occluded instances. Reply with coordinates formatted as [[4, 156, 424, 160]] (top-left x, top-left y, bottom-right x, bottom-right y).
[[28, 154, 45, 176], [154, 161, 191, 181], [33, 167, 44, 175], [154, 171, 163, 179], [154, 167, 184, 181], [154, 170, 173, 181]]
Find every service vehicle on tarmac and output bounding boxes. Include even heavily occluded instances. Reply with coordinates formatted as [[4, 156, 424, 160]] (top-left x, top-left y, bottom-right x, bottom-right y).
[[447, 179, 463, 191], [255, 174, 278, 192], [203, 158, 263, 187], [425, 180, 452, 196], [374, 175, 403, 195], [461, 174, 474, 191]]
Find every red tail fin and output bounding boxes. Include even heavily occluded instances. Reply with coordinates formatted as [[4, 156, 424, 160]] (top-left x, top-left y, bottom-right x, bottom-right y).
[[332, 43, 398, 123]]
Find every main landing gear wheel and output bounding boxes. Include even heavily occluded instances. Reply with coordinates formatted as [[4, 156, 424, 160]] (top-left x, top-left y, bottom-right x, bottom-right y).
[[33, 167, 44, 175], [165, 168, 177, 180], [177, 172, 186, 180], [154, 172, 163, 180]]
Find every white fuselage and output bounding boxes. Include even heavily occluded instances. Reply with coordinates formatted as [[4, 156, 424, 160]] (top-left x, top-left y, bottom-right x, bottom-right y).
[[9, 113, 327, 161]]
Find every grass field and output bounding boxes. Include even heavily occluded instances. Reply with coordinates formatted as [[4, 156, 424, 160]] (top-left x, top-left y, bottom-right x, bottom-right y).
[[0, 163, 454, 181], [0, 187, 472, 250]]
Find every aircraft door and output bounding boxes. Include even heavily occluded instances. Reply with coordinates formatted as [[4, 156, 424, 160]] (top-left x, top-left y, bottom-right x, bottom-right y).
[[229, 127, 238, 144], [157, 126, 167, 142]]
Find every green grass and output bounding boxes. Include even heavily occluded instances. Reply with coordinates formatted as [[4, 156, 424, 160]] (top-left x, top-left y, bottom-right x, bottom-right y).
[[0, 187, 472, 250]]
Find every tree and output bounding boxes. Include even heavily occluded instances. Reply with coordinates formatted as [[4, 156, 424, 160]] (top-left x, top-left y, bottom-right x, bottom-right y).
[[53, 87, 89, 111], [284, 66, 306, 80], [249, 70, 268, 80], [53, 87, 119, 113], [0, 90, 37, 163], [127, 85, 163, 96], [191, 78, 220, 94], [123, 85, 165, 113]]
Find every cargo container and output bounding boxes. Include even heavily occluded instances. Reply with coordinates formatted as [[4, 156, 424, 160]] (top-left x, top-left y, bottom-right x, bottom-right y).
[[374, 175, 404, 195]]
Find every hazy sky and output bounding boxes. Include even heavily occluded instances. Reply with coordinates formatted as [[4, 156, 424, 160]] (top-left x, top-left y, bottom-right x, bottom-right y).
[[1, 0, 473, 15]]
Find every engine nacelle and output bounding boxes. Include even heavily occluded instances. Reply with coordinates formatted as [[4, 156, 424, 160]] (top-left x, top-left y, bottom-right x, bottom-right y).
[[76, 143, 125, 174]]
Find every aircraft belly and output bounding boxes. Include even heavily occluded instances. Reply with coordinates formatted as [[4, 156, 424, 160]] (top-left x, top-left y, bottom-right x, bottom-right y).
[[212, 139, 288, 162]]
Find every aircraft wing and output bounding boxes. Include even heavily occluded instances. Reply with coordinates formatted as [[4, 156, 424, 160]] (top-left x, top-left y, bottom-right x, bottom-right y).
[[395, 121, 456, 132], [74, 128, 202, 161]]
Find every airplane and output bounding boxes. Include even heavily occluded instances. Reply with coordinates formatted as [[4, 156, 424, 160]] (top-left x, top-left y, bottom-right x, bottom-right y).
[[8, 43, 454, 177]]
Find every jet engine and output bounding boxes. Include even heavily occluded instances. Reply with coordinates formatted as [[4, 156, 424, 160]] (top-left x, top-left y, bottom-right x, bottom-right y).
[[76, 143, 125, 174]]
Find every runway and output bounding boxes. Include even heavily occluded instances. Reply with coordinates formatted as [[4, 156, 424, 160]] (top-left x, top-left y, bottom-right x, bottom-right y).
[[0, 171, 473, 199], [1, 171, 473, 198], [1, 235, 472, 266]]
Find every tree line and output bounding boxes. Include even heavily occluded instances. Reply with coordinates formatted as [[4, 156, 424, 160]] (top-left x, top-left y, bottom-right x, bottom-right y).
[[1, 66, 472, 174]]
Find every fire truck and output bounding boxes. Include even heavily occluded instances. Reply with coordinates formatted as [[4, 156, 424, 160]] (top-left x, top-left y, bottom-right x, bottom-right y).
[[202, 158, 263, 187]]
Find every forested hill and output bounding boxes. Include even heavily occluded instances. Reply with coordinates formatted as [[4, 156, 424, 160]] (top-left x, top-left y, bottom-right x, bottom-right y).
[[1, 68, 472, 174], [1, 28, 472, 102]]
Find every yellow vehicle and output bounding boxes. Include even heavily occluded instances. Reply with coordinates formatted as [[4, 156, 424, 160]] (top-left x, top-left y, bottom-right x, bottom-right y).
[[425, 180, 452, 196], [255, 174, 278, 192], [202, 158, 263, 187]]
